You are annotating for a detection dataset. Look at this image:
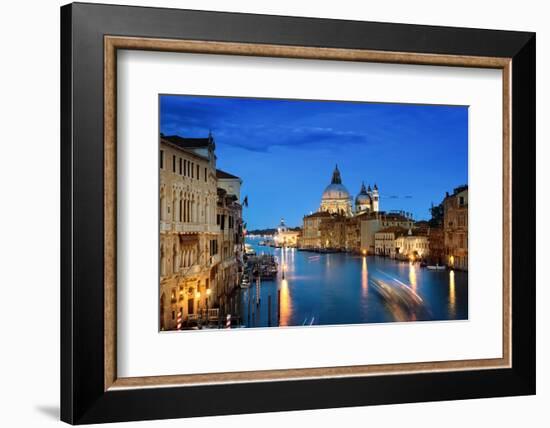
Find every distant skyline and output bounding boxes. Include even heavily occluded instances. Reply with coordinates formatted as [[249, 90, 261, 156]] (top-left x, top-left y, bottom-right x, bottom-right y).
[[160, 95, 468, 230]]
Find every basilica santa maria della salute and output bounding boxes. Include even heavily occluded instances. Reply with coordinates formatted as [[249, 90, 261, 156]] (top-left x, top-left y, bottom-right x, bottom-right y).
[[319, 165, 379, 216], [300, 165, 415, 254]]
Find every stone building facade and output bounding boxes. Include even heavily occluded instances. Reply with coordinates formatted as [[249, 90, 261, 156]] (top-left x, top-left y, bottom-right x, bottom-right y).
[[300, 165, 418, 254], [300, 211, 331, 249], [394, 229, 430, 260], [274, 218, 301, 247], [374, 226, 407, 257], [427, 227, 445, 265], [159, 134, 243, 330], [443, 185, 468, 271]]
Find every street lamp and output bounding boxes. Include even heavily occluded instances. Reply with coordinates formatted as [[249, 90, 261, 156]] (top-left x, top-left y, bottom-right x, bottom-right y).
[[195, 290, 201, 318]]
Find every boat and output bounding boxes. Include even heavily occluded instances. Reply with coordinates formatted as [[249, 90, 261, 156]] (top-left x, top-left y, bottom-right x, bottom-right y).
[[426, 264, 446, 271]]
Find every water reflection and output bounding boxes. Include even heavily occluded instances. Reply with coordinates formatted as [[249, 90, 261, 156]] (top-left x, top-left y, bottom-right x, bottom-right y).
[[361, 256, 368, 297], [240, 238, 467, 328], [279, 279, 292, 326], [409, 262, 417, 292], [449, 270, 456, 317]]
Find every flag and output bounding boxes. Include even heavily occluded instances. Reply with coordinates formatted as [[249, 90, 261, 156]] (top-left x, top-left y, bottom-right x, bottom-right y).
[[243, 195, 248, 207]]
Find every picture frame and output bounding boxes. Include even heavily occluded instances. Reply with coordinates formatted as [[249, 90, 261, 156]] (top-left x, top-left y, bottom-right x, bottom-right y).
[[61, 2, 535, 424]]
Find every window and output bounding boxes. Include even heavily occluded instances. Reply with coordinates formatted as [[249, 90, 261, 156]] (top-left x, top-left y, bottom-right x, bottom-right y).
[[172, 155, 176, 173], [220, 214, 225, 230], [458, 196, 465, 206], [196, 164, 200, 180], [183, 159, 187, 176], [160, 150, 164, 169], [179, 158, 182, 175], [216, 214, 221, 225], [191, 162, 194, 178], [209, 239, 218, 256], [204, 167, 207, 182]]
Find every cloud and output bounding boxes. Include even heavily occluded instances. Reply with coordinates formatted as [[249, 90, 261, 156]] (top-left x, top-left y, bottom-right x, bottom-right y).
[[159, 95, 467, 154]]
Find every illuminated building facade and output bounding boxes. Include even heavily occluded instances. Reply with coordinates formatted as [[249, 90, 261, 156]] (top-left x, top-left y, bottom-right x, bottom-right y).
[[159, 134, 243, 330]]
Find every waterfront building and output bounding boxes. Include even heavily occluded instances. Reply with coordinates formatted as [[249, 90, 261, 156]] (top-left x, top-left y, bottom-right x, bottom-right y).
[[273, 218, 300, 247], [443, 185, 468, 270], [394, 228, 430, 260], [159, 133, 243, 330], [375, 226, 407, 257], [301, 211, 332, 249], [319, 214, 347, 249], [216, 168, 242, 201], [301, 166, 389, 253], [427, 227, 445, 265], [215, 183, 244, 316], [358, 212, 414, 254]]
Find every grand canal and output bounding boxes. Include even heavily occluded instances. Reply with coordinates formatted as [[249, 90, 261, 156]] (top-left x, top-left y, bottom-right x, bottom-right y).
[[238, 237, 468, 328]]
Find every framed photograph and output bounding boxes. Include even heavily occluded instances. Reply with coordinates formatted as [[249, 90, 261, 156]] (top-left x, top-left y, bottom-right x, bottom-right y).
[[61, 2, 535, 424]]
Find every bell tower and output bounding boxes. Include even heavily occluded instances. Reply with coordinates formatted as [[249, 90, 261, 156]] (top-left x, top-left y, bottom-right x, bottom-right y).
[[372, 183, 379, 212]]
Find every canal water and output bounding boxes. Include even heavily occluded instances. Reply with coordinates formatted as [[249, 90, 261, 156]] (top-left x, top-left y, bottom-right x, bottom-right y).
[[238, 237, 468, 328]]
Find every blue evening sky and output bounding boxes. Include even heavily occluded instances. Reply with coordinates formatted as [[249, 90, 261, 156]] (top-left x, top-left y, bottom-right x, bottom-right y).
[[160, 95, 468, 230]]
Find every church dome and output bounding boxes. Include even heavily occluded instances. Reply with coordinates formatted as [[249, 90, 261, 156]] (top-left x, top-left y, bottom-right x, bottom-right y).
[[322, 183, 351, 200], [321, 165, 351, 201], [355, 182, 372, 205]]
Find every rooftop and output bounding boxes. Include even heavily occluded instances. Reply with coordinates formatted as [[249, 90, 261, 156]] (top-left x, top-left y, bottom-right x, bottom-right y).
[[304, 211, 333, 219], [216, 169, 240, 180], [161, 134, 214, 149], [376, 226, 407, 235]]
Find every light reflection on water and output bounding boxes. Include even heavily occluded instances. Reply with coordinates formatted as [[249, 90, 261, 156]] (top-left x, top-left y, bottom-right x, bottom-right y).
[[409, 262, 417, 292], [279, 279, 292, 326], [449, 270, 456, 317], [240, 238, 468, 328], [361, 256, 368, 298]]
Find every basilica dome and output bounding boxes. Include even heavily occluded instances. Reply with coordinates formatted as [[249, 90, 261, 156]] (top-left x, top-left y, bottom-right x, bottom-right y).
[[321, 165, 351, 201], [322, 183, 351, 200], [355, 182, 372, 205]]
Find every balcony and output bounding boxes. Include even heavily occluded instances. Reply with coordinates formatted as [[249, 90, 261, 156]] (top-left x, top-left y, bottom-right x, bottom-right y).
[[161, 221, 220, 234], [176, 223, 220, 234]]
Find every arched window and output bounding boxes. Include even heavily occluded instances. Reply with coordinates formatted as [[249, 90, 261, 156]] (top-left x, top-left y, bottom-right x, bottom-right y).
[[160, 244, 166, 276], [179, 191, 183, 222], [198, 195, 202, 222], [172, 190, 177, 222], [183, 193, 187, 223], [160, 186, 166, 221], [172, 244, 178, 273]]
